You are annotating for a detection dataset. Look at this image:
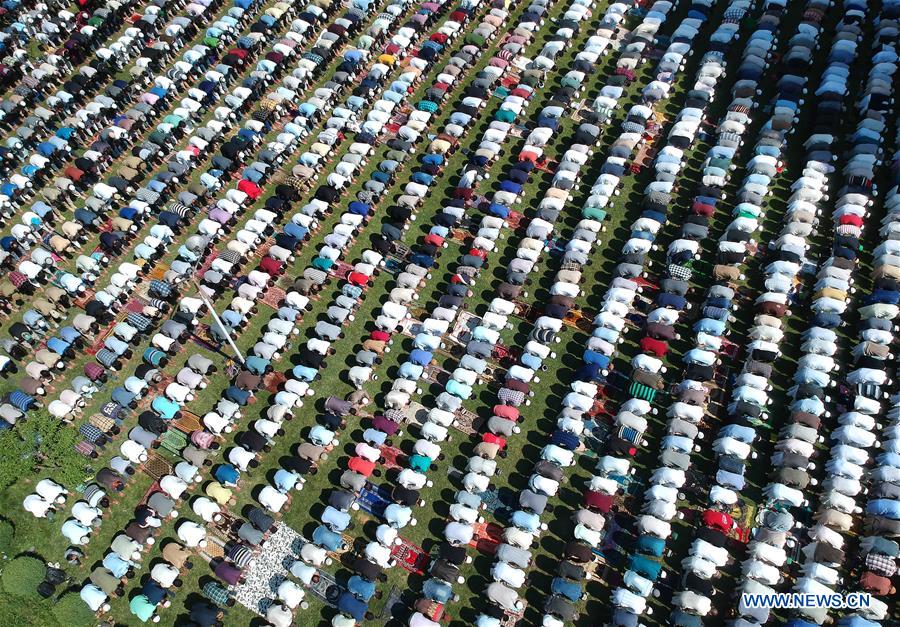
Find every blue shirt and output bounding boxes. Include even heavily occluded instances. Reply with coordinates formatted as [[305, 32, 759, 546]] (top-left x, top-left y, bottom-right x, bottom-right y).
[[292, 364, 318, 382], [422, 578, 453, 603], [694, 318, 725, 336], [214, 464, 240, 486], [103, 553, 131, 578], [511, 510, 540, 532], [274, 469, 300, 492], [363, 428, 387, 446], [312, 525, 343, 551], [142, 580, 169, 604], [322, 506, 350, 531], [81, 584, 107, 610], [338, 592, 367, 621], [348, 576, 376, 601]]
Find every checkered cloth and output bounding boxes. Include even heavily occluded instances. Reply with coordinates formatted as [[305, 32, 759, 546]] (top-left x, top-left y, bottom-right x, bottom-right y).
[[203, 581, 232, 606], [135, 188, 160, 204], [667, 264, 692, 281], [865, 552, 897, 577], [149, 280, 173, 298], [724, 6, 746, 21], [96, 348, 118, 367], [497, 388, 525, 406], [127, 312, 153, 332], [75, 441, 95, 457], [9, 271, 29, 287], [79, 423, 105, 443], [89, 413, 118, 433]]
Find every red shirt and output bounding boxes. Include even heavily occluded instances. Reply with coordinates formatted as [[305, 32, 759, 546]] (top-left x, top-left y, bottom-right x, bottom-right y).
[[348, 271, 369, 286], [692, 202, 715, 217], [372, 415, 400, 435], [860, 571, 892, 595], [425, 234, 445, 247], [640, 337, 669, 357], [493, 405, 519, 421], [702, 509, 733, 532], [259, 256, 283, 276], [8, 271, 29, 287], [482, 433, 506, 449], [839, 214, 863, 227], [348, 456, 375, 477], [84, 362, 105, 380], [238, 180, 262, 199], [584, 490, 613, 513], [504, 379, 529, 395], [370, 330, 390, 342]]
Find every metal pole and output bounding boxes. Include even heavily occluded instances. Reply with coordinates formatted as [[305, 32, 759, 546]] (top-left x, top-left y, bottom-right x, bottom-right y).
[[191, 278, 246, 365]]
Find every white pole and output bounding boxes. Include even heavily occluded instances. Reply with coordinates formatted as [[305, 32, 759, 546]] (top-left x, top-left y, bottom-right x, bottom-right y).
[[191, 278, 246, 365]]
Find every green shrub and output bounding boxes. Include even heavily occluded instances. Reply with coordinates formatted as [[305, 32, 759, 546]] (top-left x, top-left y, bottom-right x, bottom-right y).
[[0, 519, 13, 556], [1, 555, 46, 598], [52, 591, 96, 627]]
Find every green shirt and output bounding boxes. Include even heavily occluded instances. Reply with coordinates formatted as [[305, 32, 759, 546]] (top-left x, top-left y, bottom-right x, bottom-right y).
[[130, 595, 155, 622], [409, 454, 431, 473]]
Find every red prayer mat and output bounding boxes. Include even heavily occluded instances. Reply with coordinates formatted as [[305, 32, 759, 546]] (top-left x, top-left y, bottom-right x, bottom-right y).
[[197, 251, 219, 277], [140, 480, 161, 505], [391, 536, 429, 575], [125, 298, 145, 313], [589, 399, 612, 418], [379, 445, 405, 470], [469, 521, 503, 555], [73, 289, 96, 310], [505, 211, 524, 229], [261, 285, 286, 310], [331, 261, 354, 280], [85, 319, 118, 356], [632, 276, 658, 290], [262, 371, 287, 394]]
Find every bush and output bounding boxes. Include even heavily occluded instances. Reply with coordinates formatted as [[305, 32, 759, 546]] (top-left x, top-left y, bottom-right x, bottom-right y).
[[1, 555, 46, 598], [53, 591, 95, 627], [0, 519, 13, 556]]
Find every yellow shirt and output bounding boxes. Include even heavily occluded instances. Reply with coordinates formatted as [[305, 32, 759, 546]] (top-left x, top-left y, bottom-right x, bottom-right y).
[[206, 482, 232, 506]]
